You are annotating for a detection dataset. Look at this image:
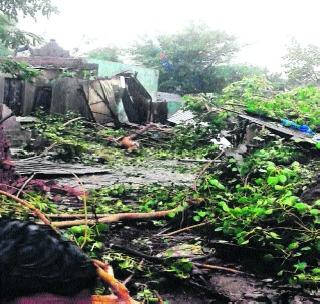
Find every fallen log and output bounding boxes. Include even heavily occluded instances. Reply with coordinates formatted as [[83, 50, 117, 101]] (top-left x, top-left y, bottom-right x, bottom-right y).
[[51, 208, 179, 228], [47, 213, 115, 219]]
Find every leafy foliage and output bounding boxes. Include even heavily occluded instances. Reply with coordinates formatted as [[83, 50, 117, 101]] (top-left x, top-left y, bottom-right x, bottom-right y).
[[0, 59, 40, 79], [283, 39, 320, 86], [220, 76, 320, 129], [130, 23, 239, 93], [87, 46, 122, 62], [30, 112, 129, 164], [245, 86, 320, 129], [0, 1, 56, 50], [193, 144, 320, 282], [0, 0, 57, 21], [219, 75, 275, 104], [0, 14, 41, 49]]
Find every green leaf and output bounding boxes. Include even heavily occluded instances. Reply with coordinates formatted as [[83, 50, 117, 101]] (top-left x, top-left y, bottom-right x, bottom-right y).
[[274, 185, 284, 191], [198, 210, 207, 218], [263, 254, 274, 262], [288, 242, 299, 250], [239, 239, 249, 245], [193, 215, 201, 222], [277, 270, 284, 276], [265, 209, 273, 215], [278, 175, 287, 184], [268, 232, 281, 239], [267, 176, 279, 186], [312, 268, 320, 275], [219, 201, 230, 212], [310, 209, 320, 216], [266, 164, 276, 173], [294, 262, 307, 271], [96, 223, 108, 232], [282, 196, 297, 206], [208, 178, 226, 190], [92, 241, 103, 250], [294, 202, 309, 212], [69, 225, 84, 235], [255, 178, 263, 185]]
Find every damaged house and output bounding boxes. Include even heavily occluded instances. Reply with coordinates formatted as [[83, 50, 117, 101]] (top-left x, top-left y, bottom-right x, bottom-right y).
[[51, 72, 152, 125], [0, 40, 152, 125]]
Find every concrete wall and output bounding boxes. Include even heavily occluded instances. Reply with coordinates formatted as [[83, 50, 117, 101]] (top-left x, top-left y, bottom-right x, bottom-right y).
[[86, 59, 159, 102]]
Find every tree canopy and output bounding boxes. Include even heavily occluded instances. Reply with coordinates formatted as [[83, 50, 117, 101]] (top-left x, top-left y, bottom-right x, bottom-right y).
[[130, 24, 241, 94], [283, 39, 320, 86], [0, 0, 57, 21], [87, 46, 122, 62], [0, 0, 57, 77], [0, 0, 57, 51]]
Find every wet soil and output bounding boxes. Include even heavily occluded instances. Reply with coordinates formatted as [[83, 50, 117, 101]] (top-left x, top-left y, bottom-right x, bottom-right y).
[[102, 224, 320, 303]]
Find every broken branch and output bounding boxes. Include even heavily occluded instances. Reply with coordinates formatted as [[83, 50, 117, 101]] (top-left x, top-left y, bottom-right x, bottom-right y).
[[93, 260, 136, 304], [193, 262, 245, 274], [51, 208, 180, 228], [163, 221, 210, 236]]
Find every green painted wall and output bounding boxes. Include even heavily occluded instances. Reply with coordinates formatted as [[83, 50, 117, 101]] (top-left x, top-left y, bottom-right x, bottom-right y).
[[87, 59, 159, 102], [167, 100, 184, 117]]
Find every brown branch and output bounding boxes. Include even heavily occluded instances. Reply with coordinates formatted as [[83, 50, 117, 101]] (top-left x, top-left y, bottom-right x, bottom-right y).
[[154, 290, 164, 304], [193, 150, 225, 190], [193, 262, 245, 274], [51, 208, 179, 228], [46, 213, 115, 219], [17, 173, 35, 197], [128, 123, 154, 140], [123, 259, 144, 286], [93, 261, 136, 304], [62, 117, 83, 127], [163, 221, 210, 236]]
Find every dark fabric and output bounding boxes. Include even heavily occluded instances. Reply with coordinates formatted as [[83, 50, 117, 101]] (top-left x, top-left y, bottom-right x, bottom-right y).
[[0, 220, 97, 300]]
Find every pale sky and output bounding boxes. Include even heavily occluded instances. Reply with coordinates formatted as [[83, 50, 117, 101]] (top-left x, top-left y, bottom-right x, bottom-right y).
[[18, 0, 320, 72]]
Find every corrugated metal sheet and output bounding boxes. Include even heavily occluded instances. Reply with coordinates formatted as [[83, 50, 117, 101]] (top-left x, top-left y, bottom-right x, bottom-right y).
[[156, 92, 182, 103], [167, 110, 195, 124], [15, 159, 110, 176], [157, 92, 184, 118], [87, 59, 159, 102], [239, 113, 320, 144]]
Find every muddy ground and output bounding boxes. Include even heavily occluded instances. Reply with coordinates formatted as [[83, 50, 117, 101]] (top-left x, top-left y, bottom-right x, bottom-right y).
[[103, 218, 320, 303]]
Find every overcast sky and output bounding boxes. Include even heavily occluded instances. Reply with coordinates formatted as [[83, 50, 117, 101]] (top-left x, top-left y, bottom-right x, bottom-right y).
[[18, 0, 320, 72]]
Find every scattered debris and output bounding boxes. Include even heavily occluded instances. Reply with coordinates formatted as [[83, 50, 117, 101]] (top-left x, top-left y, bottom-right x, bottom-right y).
[[15, 159, 110, 176], [167, 109, 195, 125], [0, 70, 319, 303]]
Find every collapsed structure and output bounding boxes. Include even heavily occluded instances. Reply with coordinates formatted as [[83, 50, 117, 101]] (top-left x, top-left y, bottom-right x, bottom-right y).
[[50, 72, 152, 125], [0, 40, 158, 125]]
